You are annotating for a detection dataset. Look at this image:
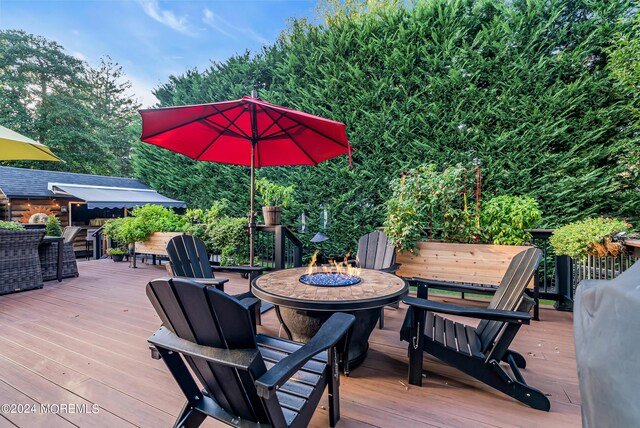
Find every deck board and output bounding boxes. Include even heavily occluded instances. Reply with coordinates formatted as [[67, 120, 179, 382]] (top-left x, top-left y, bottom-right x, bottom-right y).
[[0, 259, 581, 427]]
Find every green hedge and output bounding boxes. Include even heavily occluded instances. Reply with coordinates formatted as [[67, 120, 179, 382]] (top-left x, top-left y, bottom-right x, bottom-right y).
[[132, 0, 639, 258]]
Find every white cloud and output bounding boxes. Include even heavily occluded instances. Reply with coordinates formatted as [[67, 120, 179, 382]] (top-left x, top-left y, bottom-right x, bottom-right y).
[[202, 8, 269, 45], [71, 51, 87, 61], [127, 74, 160, 108], [138, 0, 195, 36], [202, 9, 236, 39]]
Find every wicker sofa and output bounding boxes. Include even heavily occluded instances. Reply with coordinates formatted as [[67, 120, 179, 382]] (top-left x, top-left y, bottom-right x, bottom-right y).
[[0, 229, 46, 295]]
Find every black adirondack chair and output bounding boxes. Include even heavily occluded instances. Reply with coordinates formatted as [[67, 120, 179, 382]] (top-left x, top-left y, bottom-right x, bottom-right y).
[[352, 231, 399, 329], [400, 247, 550, 411], [166, 234, 266, 325], [147, 277, 355, 428]]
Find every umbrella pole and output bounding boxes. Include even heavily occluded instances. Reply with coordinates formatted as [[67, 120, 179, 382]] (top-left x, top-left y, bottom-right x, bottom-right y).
[[249, 141, 256, 267]]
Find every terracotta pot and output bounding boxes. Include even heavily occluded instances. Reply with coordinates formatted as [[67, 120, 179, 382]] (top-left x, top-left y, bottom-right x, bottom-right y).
[[262, 206, 282, 226]]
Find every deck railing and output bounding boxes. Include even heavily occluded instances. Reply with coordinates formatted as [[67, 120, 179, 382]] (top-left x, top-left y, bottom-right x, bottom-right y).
[[253, 225, 303, 270]]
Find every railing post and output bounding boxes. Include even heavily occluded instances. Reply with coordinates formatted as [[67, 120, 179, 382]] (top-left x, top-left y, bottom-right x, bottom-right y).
[[274, 225, 285, 270], [293, 241, 302, 267], [554, 255, 573, 311]]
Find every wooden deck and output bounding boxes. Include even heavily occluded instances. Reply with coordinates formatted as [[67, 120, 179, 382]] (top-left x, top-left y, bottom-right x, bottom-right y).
[[0, 259, 581, 427]]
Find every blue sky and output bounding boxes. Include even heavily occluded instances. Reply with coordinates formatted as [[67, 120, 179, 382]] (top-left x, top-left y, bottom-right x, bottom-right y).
[[0, 0, 316, 106]]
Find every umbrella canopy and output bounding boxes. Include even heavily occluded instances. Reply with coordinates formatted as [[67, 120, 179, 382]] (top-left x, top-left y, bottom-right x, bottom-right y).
[[139, 96, 352, 167], [139, 94, 353, 266], [0, 125, 62, 162]]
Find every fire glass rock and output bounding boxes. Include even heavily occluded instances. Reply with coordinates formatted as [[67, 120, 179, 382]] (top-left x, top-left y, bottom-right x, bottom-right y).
[[299, 272, 362, 287]]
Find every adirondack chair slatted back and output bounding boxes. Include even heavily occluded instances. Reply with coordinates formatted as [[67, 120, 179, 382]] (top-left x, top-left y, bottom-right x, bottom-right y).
[[356, 231, 395, 270], [147, 278, 272, 424], [476, 247, 541, 354], [166, 235, 214, 279]]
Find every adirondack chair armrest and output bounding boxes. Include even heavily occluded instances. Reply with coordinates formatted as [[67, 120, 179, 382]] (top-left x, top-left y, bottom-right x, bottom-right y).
[[188, 277, 229, 288], [402, 296, 532, 324], [148, 326, 260, 369], [239, 297, 261, 317], [255, 312, 355, 399], [380, 263, 401, 274]]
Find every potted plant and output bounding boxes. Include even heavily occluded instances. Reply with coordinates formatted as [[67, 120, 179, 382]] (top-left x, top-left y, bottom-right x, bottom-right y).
[[45, 215, 62, 237], [255, 178, 295, 226], [549, 217, 633, 260], [106, 247, 127, 262]]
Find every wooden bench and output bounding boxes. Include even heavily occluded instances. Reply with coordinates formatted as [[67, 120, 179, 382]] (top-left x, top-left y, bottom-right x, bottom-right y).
[[396, 241, 540, 318]]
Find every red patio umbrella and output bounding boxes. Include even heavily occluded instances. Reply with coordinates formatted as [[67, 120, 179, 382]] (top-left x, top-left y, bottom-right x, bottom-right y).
[[139, 91, 353, 266]]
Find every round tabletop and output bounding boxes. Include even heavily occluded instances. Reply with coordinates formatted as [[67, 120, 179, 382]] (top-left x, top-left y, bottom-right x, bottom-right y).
[[252, 267, 408, 311]]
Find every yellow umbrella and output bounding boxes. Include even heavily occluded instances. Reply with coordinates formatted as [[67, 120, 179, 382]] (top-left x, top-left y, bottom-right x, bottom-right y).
[[0, 124, 62, 161]]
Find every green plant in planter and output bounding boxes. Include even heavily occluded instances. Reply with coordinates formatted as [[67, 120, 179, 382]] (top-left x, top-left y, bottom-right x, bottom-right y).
[[255, 178, 295, 207], [104, 217, 152, 245], [45, 215, 62, 237], [184, 200, 230, 240], [130, 204, 189, 232], [0, 221, 25, 230], [549, 217, 633, 260], [480, 195, 542, 245], [384, 163, 480, 252], [106, 247, 127, 256]]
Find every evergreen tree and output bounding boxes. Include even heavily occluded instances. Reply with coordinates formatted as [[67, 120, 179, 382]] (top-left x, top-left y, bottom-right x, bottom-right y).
[[132, 0, 639, 256]]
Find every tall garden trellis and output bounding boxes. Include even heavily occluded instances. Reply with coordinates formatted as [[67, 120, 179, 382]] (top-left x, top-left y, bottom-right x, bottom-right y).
[[385, 164, 482, 252]]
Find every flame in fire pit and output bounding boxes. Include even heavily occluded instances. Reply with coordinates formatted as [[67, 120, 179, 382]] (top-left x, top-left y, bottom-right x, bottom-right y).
[[306, 250, 361, 277]]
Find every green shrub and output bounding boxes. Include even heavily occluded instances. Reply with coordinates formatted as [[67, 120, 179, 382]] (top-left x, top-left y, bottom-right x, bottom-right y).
[[45, 215, 62, 237], [130, 204, 189, 232], [104, 217, 151, 244], [104, 204, 190, 245], [480, 196, 542, 245], [0, 221, 25, 230], [549, 218, 633, 260], [204, 217, 249, 264]]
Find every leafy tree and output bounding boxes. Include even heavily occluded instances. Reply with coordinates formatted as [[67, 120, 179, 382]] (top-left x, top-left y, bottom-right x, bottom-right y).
[[0, 30, 139, 175]]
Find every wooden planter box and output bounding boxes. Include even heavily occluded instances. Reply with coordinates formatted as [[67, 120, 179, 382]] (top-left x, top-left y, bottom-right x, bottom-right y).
[[135, 232, 185, 257], [396, 241, 534, 289]]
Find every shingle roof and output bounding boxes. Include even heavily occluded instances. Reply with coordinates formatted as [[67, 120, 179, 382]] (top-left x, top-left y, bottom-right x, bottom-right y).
[[0, 166, 151, 199]]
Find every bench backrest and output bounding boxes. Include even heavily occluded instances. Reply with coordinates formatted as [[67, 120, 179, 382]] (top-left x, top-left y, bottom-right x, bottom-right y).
[[166, 234, 215, 279], [396, 242, 534, 287], [147, 278, 272, 424], [356, 230, 396, 270]]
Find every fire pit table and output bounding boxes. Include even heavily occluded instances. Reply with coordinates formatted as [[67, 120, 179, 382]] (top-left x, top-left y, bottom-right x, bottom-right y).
[[252, 267, 407, 371]]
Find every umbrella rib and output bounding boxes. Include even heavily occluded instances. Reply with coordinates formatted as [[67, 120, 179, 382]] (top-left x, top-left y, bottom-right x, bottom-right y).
[[31, 143, 63, 161], [202, 118, 247, 140], [260, 123, 305, 140], [194, 105, 254, 159], [211, 103, 252, 140], [261, 107, 318, 166], [256, 107, 300, 139], [260, 104, 350, 150], [140, 103, 241, 140]]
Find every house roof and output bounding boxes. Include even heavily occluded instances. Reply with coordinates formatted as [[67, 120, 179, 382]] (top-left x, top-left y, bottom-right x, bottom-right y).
[[0, 166, 185, 209], [0, 166, 148, 198]]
